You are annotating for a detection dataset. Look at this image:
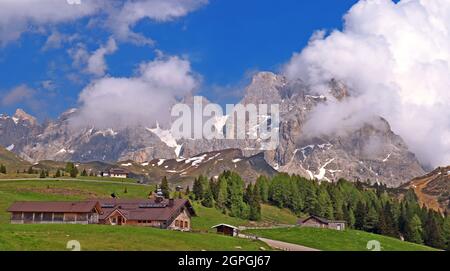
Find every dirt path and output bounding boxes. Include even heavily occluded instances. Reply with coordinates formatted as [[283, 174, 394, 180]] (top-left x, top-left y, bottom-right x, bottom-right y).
[[239, 234, 319, 251], [258, 237, 320, 251]]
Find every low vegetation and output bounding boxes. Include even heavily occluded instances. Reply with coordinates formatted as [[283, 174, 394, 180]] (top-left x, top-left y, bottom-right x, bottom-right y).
[[245, 227, 438, 251], [0, 224, 268, 251]]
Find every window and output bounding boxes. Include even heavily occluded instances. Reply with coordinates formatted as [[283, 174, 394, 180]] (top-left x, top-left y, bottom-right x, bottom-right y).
[[175, 220, 179, 227], [11, 212, 22, 220], [53, 213, 64, 222], [34, 213, 42, 222], [43, 213, 53, 222], [23, 212, 33, 222], [184, 221, 189, 228]]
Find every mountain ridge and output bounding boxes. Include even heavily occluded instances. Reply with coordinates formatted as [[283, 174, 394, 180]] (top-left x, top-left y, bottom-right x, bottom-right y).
[[0, 71, 426, 187]]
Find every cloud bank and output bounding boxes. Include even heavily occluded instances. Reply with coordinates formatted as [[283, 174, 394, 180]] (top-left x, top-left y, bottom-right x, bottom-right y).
[[0, 0, 208, 46], [284, 0, 450, 168], [70, 56, 200, 129]]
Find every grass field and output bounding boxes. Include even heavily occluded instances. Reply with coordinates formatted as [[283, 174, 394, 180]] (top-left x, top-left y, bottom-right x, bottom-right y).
[[0, 224, 269, 251], [245, 227, 439, 251], [0, 179, 438, 251], [0, 179, 281, 251]]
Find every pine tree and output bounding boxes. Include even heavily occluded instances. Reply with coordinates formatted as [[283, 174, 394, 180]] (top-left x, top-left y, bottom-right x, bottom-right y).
[[244, 183, 253, 204], [55, 169, 61, 178], [443, 215, 450, 251], [404, 214, 423, 244], [317, 189, 334, 219], [210, 178, 219, 201], [423, 210, 445, 249], [226, 172, 246, 218], [343, 204, 356, 229], [249, 184, 262, 221], [364, 203, 379, 233], [185, 185, 191, 196], [354, 201, 367, 230], [160, 176, 170, 198], [27, 166, 34, 174], [377, 202, 398, 238], [193, 175, 208, 200], [255, 176, 269, 203], [201, 184, 214, 208], [81, 169, 87, 177], [39, 170, 46, 178], [216, 176, 228, 212]]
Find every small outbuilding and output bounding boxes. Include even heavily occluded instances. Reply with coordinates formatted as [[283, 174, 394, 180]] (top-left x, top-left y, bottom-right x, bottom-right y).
[[108, 168, 129, 179], [298, 215, 346, 231], [211, 224, 239, 237]]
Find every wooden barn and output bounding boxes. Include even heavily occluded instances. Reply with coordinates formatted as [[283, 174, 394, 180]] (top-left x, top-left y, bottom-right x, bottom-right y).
[[298, 215, 346, 231], [211, 224, 239, 237], [7, 201, 102, 224], [7, 198, 196, 231]]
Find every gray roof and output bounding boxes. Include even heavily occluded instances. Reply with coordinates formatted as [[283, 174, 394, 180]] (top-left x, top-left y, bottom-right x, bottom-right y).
[[298, 215, 346, 225]]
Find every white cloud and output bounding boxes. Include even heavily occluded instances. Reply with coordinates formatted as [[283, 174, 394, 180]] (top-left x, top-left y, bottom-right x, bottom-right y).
[[0, 0, 208, 46], [86, 37, 118, 76], [1, 84, 35, 106], [70, 56, 200, 129], [284, 0, 450, 168], [108, 0, 209, 45], [0, 0, 102, 45], [42, 30, 79, 50]]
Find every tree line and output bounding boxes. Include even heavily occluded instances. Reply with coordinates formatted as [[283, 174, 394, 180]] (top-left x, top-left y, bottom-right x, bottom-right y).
[[182, 171, 449, 250], [185, 171, 262, 221]]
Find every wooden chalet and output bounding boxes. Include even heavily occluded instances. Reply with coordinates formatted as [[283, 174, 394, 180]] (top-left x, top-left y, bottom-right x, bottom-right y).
[[108, 168, 129, 178], [298, 215, 346, 231], [211, 224, 239, 237], [7, 198, 196, 231], [98, 198, 196, 230]]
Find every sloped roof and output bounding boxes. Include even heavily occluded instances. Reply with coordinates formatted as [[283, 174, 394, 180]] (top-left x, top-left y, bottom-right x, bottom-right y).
[[98, 198, 195, 222], [211, 224, 239, 230], [298, 215, 346, 225], [7, 201, 101, 213]]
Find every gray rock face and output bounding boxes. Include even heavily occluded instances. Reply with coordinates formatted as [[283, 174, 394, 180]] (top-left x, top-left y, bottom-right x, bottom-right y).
[[0, 72, 425, 187]]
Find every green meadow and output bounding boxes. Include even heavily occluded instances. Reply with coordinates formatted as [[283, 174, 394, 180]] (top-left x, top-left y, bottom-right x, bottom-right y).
[[245, 227, 438, 251]]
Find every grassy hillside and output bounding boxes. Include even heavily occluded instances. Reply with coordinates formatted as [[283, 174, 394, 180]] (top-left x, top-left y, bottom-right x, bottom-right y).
[[0, 146, 30, 173], [0, 179, 152, 224], [0, 224, 268, 251], [0, 179, 290, 251], [245, 227, 438, 251], [0, 179, 438, 251]]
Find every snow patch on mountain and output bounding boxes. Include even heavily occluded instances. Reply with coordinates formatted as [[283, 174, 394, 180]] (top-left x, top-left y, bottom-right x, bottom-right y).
[[147, 124, 182, 157], [6, 144, 14, 151], [314, 158, 335, 181]]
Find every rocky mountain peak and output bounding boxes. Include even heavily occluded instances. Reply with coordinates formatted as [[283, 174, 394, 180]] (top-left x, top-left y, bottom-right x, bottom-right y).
[[329, 79, 350, 101], [242, 72, 287, 105], [13, 109, 37, 126]]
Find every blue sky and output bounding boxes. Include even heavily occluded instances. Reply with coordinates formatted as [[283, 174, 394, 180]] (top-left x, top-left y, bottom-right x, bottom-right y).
[[0, 0, 358, 120]]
